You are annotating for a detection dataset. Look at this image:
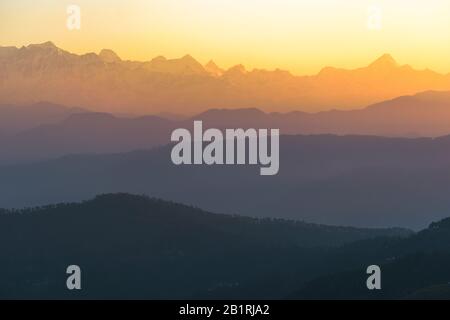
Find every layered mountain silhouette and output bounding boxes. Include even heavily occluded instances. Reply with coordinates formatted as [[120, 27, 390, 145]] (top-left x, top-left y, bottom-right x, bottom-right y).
[[0, 193, 412, 299], [0, 111, 174, 164], [2, 90, 450, 164], [2, 42, 450, 114], [3, 41, 450, 301], [4, 135, 450, 228], [194, 90, 450, 137]]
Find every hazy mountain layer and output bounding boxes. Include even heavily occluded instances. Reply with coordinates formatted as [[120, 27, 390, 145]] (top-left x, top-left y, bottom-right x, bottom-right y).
[[0, 102, 86, 134], [2, 90, 450, 165], [3, 135, 450, 229]]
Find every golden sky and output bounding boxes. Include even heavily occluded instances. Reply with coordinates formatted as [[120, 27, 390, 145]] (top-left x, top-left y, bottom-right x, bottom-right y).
[[1, 0, 450, 75]]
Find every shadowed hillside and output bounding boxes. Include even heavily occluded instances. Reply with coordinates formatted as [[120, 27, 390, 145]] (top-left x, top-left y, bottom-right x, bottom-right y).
[[3, 193, 450, 299], [0, 193, 410, 299], [290, 217, 450, 299]]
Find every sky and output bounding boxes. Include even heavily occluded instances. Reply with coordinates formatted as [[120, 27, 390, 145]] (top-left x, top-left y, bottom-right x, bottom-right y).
[[1, 0, 450, 75]]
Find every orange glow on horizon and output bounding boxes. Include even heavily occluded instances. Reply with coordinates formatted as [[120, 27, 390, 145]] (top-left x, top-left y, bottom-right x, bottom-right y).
[[1, 0, 450, 75]]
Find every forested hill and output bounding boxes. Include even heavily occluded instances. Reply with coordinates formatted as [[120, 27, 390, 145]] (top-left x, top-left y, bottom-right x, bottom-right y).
[[290, 217, 450, 299], [0, 193, 409, 247], [0, 193, 409, 299]]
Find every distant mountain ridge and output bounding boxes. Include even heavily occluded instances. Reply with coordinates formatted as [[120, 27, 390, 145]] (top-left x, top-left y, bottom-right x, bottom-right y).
[[193, 90, 450, 137], [1, 42, 450, 114]]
